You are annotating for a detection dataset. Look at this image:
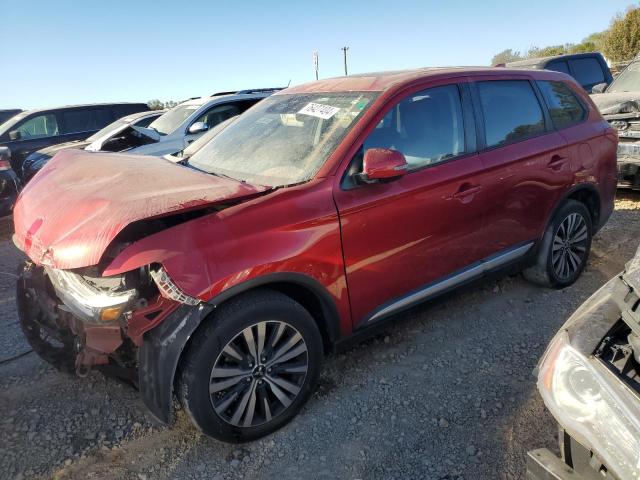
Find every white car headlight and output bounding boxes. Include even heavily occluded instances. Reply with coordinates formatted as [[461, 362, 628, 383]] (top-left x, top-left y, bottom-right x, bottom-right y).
[[538, 331, 640, 479]]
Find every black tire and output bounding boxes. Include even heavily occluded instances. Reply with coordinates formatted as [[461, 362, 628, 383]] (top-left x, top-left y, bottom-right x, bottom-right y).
[[524, 200, 593, 289], [178, 289, 323, 443]]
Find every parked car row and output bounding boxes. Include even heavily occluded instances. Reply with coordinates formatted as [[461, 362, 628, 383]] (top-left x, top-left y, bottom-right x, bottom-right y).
[[0, 89, 282, 217], [14, 67, 617, 445]]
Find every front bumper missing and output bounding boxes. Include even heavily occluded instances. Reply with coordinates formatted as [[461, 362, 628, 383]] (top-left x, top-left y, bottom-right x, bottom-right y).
[[527, 449, 581, 480], [17, 263, 126, 375], [17, 261, 213, 424]]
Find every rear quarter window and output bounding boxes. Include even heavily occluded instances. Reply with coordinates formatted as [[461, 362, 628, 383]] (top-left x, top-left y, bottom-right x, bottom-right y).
[[537, 81, 586, 130], [476, 80, 546, 148]]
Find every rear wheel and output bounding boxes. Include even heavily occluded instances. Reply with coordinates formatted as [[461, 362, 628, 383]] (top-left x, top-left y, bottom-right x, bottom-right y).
[[524, 200, 592, 288], [178, 290, 323, 442]]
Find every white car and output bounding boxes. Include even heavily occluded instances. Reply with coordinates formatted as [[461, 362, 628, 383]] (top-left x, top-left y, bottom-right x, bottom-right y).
[[125, 89, 279, 156]]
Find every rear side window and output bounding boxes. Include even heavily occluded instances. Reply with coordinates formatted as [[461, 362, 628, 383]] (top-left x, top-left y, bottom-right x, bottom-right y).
[[570, 58, 605, 86], [537, 81, 586, 130], [363, 84, 465, 169], [61, 108, 112, 134], [15, 114, 59, 139], [477, 80, 545, 148], [546, 61, 570, 75]]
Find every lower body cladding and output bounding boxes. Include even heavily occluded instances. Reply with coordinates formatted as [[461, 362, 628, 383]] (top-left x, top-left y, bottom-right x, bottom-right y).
[[16, 262, 209, 423]]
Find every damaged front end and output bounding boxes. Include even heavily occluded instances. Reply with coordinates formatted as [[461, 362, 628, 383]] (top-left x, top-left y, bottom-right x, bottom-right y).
[[591, 59, 640, 190], [530, 247, 640, 479], [17, 262, 183, 381]]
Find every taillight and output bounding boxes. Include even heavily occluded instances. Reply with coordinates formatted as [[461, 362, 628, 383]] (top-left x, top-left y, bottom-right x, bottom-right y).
[[0, 159, 10, 171]]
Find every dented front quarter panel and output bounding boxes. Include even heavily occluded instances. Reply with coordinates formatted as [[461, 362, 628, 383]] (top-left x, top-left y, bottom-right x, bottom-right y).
[[13, 149, 266, 269], [104, 178, 353, 336]]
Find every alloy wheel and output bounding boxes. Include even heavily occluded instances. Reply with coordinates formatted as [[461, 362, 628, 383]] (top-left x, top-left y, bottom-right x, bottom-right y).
[[551, 212, 589, 280], [209, 321, 309, 427]]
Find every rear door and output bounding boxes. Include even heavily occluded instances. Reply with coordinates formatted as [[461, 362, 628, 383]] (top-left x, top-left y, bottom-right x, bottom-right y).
[[334, 82, 491, 325], [59, 107, 114, 142], [471, 77, 570, 253]]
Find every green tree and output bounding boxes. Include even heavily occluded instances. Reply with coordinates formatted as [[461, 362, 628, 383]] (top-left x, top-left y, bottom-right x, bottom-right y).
[[147, 99, 165, 110], [526, 45, 569, 58], [491, 49, 523, 65], [603, 6, 640, 62]]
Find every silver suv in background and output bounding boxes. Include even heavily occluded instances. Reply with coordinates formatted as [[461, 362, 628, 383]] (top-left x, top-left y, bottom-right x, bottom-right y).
[[21, 110, 164, 182], [126, 89, 281, 157]]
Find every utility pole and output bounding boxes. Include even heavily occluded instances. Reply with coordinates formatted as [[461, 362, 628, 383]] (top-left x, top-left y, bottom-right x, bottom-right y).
[[313, 50, 319, 80], [341, 46, 349, 76]]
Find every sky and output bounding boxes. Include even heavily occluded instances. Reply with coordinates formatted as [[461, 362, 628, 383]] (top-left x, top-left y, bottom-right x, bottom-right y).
[[1, 0, 637, 109]]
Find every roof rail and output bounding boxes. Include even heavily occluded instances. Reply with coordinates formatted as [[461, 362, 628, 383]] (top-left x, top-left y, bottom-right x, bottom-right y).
[[210, 87, 285, 96]]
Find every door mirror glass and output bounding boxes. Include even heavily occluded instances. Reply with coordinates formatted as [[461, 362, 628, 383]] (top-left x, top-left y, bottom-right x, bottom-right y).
[[591, 82, 608, 94], [9, 130, 21, 141], [357, 148, 408, 184], [188, 122, 209, 135]]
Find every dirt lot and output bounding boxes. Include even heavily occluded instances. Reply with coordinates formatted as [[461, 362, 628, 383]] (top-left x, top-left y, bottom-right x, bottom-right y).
[[1, 194, 639, 480]]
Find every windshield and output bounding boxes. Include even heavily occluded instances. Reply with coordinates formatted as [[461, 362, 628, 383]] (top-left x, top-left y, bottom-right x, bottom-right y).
[[85, 118, 129, 142], [608, 61, 640, 93], [148, 104, 200, 135], [188, 92, 377, 187]]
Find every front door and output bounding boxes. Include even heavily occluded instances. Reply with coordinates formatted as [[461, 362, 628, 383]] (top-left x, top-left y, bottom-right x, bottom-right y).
[[333, 83, 490, 326]]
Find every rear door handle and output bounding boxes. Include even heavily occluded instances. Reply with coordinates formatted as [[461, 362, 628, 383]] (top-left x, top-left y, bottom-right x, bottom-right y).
[[548, 155, 567, 171]]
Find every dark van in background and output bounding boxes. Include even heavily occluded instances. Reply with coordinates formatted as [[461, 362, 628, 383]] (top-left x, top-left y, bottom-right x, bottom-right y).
[[499, 52, 613, 93], [0, 103, 149, 173]]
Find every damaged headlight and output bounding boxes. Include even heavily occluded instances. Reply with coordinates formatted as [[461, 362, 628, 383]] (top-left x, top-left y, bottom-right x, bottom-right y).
[[46, 268, 136, 323], [538, 331, 640, 478], [150, 267, 199, 306]]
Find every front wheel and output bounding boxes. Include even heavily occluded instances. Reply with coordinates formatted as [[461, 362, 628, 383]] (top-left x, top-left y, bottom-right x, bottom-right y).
[[524, 200, 593, 289], [178, 290, 323, 442]]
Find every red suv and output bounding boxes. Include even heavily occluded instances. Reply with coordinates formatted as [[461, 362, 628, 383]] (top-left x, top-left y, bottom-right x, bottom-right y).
[[14, 68, 617, 442]]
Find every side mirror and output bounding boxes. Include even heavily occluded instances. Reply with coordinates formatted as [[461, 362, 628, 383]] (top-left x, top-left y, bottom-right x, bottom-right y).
[[355, 148, 408, 184], [591, 82, 608, 94], [188, 122, 209, 135], [9, 130, 21, 141]]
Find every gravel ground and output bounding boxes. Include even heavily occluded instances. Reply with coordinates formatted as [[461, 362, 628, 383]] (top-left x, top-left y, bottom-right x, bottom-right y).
[[1, 194, 639, 480]]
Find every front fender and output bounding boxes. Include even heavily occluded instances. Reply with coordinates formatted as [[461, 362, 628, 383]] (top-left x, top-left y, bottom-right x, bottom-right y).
[[139, 302, 213, 424]]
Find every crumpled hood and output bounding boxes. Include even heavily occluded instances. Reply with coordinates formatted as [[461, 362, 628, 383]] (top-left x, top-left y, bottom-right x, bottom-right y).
[[590, 91, 640, 116], [13, 149, 267, 270]]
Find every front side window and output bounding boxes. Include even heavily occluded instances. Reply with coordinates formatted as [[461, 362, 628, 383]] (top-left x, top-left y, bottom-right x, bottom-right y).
[[537, 81, 586, 130], [192, 104, 241, 130], [188, 92, 377, 187], [570, 58, 605, 87], [15, 114, 59, 139], [363, 84, 465, 169], [477, 80, 545, 147]]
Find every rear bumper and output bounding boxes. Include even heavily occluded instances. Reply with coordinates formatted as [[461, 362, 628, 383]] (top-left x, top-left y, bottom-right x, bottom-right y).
[[527, 449, 582, 480], [0, 168, 20, 217]]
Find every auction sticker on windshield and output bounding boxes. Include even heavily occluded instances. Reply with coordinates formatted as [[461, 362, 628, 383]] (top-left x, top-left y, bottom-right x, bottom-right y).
[[298, 102, 340, 119]]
